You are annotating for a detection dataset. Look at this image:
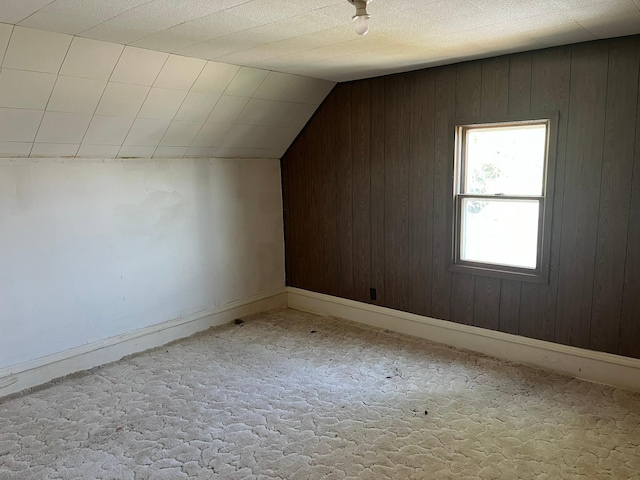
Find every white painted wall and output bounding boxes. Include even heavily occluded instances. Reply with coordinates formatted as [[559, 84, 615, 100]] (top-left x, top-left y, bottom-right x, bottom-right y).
[[0, 157, 285, 369]]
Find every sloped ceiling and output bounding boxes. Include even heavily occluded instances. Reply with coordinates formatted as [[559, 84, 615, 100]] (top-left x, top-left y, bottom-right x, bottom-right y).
[[1, 0, 639, 82], [0, 25, 334, 159], [1, 1, 639, 159]]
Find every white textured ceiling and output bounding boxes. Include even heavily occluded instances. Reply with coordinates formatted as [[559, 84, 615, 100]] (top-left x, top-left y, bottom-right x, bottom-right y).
[[0, 25, 334, 159], [1, 0, 639, 82]]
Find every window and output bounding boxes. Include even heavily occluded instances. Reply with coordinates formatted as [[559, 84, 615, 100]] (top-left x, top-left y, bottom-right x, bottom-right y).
[[448, 114, 558, 283]]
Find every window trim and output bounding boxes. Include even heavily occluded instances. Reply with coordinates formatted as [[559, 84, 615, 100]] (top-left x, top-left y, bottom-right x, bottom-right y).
[[446, 112, 559, 284]]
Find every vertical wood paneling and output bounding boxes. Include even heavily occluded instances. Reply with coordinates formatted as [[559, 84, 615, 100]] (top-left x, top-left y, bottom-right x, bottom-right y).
[[431, 66, 456, 321], [352, 80, 372, 303], [370, 78, 386, 305], [294, 128, 313, 289], [519, 46, 572, 341], [619, 43, 640, 359], [481, 57, 509, 115], [451, 61, 482, 326], [590, 38, 640, 353], [283, 36, 640, 360], [408, 70, 435, 316], [284, 132, 300, 287], [499, 281, 521, 334], [451, 274, 476, 326], [305, 112, 325, 293], [456, 62, 482, 118], [301, 127, 316, 290], [335, 83, 354, 299], [555, 42, 609, 349], [518, 273, 544, 337], [473, 277, 501, 330], [384, 74, 411, 311], [281, 152, 292, 286], [320, 94, 338, 295], [508, 53, 532, 114]]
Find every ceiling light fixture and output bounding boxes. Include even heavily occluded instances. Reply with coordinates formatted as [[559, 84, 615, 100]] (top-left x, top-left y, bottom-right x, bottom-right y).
[[348, 0, 371, 36]]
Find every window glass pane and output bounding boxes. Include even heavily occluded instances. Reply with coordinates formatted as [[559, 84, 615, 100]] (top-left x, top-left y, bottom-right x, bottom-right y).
[[460, 198, 539, 269], [464, 124, 546, 195]]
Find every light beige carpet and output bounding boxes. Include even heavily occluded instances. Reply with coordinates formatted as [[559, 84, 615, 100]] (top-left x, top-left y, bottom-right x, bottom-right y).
[[1, 308, 639, 479]]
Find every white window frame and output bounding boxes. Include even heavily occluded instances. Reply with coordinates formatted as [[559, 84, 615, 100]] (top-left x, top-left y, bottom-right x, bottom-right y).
[[448, 113, 559, 284]]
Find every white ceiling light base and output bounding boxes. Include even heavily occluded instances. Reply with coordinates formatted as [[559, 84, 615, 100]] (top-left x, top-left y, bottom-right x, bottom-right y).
[[348, 0, 372, 36]]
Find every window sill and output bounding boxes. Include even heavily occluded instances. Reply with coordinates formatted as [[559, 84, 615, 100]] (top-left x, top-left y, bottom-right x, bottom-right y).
[[447, 263, 549, 284]]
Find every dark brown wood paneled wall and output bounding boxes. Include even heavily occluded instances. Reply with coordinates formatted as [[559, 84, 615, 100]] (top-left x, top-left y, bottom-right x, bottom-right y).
[[281, 35, 640, 360]]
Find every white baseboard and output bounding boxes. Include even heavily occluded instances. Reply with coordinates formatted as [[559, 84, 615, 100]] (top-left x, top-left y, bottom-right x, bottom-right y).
[[4, 287, 638, 399], [288, 287, 640, 392], [0, 289, 287, 399]]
